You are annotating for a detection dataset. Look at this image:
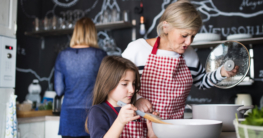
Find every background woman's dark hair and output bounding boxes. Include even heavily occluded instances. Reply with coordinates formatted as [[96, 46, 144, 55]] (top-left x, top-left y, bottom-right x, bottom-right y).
[[85, 56, 140, 133]]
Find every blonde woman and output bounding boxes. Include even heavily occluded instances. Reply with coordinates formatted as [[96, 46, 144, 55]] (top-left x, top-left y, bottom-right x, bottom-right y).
[[54, 17, 107, 138], [122, 0, 238, 136]]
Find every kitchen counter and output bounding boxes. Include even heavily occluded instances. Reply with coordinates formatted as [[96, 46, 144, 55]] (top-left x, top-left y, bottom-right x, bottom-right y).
[[220, 132, 237, 138], [17, 115, 60, 124], [18, 115, 237, 138]]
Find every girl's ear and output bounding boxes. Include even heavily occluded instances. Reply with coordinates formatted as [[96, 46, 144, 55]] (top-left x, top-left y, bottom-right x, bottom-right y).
[[162, 21, 169, 35]]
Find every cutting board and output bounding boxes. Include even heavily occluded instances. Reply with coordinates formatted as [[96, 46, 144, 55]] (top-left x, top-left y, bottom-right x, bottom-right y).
[[17, 110, 53, 118]]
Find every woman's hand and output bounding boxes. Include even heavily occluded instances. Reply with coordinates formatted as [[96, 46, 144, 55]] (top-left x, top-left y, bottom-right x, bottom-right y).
[[146, 111, 159, 138], [135, 98, 153, 113], [221, 66, 239, 77], [117, 104, 140, 126]]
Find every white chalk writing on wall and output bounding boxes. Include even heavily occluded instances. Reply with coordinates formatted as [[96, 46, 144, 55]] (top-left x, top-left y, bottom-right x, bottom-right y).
[[239, 0, 263, 10], [186, 95, 212, 103], [17, 45, 26, 55], [52, 0, 78, 7], [16, 67, 54, 91], [200, 24, 263, 37]]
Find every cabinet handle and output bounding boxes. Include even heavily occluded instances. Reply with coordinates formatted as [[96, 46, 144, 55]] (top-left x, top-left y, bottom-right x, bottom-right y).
[[14, 20, 17, 35]]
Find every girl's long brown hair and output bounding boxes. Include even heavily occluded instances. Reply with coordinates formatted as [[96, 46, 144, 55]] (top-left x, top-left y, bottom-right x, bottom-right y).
[[85, 56, 140, 133]]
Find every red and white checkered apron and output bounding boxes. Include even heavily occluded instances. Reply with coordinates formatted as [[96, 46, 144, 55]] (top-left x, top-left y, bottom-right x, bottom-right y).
[[106, 101, 144, 138], [139, 37, 193, 136]]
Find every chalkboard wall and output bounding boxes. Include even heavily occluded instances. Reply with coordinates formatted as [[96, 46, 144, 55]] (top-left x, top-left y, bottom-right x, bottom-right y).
[[16, 0, 263, 106]]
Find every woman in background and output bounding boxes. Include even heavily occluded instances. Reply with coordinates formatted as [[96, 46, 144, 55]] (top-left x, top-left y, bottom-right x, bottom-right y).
[[54, 17, 107, 138]]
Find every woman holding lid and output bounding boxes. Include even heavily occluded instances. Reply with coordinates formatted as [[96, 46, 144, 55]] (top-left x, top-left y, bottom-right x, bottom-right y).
[[122, 0, 238, 136]]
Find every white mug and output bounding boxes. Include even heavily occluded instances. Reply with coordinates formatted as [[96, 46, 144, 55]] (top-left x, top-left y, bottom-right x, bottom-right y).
[[235, 94, 252, 106]]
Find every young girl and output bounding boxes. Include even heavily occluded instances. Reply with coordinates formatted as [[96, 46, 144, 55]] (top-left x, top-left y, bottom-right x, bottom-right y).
[[86, 56, 157, 138]]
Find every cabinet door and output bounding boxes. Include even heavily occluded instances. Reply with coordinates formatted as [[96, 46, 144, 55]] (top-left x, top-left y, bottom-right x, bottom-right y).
[[45, 121, 61, 138], [18, 122, 45, 138], [0, 0, 17, 38]]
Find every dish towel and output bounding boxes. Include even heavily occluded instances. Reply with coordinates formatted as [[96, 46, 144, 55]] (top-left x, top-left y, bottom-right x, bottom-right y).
[[5, 94, 17, 138]]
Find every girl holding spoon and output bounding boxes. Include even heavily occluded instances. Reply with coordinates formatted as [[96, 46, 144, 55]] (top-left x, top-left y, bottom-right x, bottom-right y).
[[86, 56, 157, 138]]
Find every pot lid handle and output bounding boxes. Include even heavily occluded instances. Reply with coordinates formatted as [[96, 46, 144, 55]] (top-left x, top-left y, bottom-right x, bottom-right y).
[[237, 105, 254, 114]]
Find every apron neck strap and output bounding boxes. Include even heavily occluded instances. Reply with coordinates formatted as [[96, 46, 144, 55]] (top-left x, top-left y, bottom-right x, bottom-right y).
[[105, 101, 119, 115], [151, 37, 160, 54], [151, 37, 184, 58]]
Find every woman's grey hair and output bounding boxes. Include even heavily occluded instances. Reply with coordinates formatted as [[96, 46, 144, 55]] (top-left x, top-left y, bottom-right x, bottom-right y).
[[157, 0, 202, 36]]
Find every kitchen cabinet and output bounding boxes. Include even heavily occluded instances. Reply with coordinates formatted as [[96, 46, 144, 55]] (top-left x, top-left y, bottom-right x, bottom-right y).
[[24, 21, 134, 37], [0, 0, 17, 38], [18, 116, 61, 138]]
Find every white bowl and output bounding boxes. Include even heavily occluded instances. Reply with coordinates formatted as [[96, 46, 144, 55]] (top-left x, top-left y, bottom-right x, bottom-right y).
[[152, 119, 222, 138], [193, 33, 221, 43], [227, 34, 252, 40]]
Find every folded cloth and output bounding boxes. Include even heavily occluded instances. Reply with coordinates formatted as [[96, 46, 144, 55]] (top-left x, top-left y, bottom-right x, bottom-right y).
[[5, 94, 17, 138]]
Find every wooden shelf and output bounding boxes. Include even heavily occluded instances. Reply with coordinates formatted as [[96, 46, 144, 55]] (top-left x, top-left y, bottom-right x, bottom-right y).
[[190, 37, 263, 48], [24, 21, 133, 37], [17, 110, 53, 118]]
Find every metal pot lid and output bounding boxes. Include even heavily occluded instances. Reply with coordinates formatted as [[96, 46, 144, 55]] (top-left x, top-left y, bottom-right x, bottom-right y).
[[205, 41, 250, 89]]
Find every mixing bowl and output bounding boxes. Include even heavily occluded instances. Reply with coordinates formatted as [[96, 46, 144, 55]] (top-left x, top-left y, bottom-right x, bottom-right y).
[[152, 119, 222, 138]]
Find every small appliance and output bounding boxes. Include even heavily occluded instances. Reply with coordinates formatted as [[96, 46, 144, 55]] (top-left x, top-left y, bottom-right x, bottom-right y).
[[0, 35, 17, 138], [0, 36, 16, 88]]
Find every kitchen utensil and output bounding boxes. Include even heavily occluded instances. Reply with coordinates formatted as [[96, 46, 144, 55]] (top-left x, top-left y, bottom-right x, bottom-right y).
[[205, 41, 250, 89], [227, 34, 252, 40], [117, 101, 171, 124], [192, 33, 221, 43], [188, 104, 253, 131], [152, 119, 222, 138], [52, 95, 62, 115], [233, 119, 263, 138]]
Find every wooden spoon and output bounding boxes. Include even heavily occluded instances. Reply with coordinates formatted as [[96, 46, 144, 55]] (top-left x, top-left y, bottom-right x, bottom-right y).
[[117, 101, 172, 125]]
